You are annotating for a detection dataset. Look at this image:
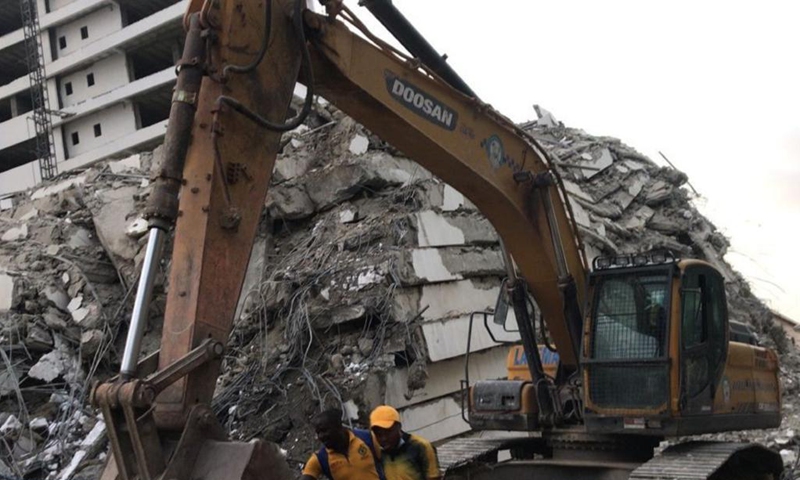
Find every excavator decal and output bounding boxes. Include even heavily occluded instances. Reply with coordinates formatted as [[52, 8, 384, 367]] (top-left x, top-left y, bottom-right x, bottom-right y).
[[384, 70, 458, 129]]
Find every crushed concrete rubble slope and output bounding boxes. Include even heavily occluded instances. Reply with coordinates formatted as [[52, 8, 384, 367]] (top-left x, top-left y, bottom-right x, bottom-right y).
[[0, 103, 797, 478]]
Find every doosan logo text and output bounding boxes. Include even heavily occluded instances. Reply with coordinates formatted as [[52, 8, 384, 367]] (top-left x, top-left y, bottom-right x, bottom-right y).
[[385, 71, 457, 130]]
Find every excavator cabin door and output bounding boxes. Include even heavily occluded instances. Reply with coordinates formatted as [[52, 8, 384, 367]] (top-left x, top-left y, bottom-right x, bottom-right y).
[[678, 265, 728, 416]]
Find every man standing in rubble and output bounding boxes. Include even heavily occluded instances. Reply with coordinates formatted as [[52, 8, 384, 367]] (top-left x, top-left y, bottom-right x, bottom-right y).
[[370, 405, 441, 480], [301, 408, 385, 480]]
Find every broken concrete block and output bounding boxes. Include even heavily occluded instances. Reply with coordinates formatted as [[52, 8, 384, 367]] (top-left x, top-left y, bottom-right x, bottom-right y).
[[25, 323, 53, 351], [396, 248, 505, 286], [80, 419, 106, 452], [0, 366, 20, 397], [71, 303, 101, 328], [274, 153, 315, 181], [339, 209, 357, 223], [42, 284, 70, 311], [348, 134, 369, 155], [57, 449, 87, 480], [2, 224, 28, 241], [578, 147, 614, 179], [574, 197, 622, 219], [305, 164, 372, 209], [14, 204, 38, 221], [29, 417, 49, 432], [645, 181, 673, 206], [386, 346, 508, 408], [266, 184, 316, 220], [422, 314, 518, 362], [329, 353, 345, 373], [647, 213, 687, 234], [356, 269, 384, 290], [30, 175, 86, 200], [80, 330, 104, 357], [29, 347, 79, 383], [43, 308, 68, 330], [0, 273, 17, 314], [414, 211, 496, 247], [415, 211, 466, 247], [442, 185, 465, 212], [407, 248, 462, 284], [563, 180, 595, 203], [125, 217, 148, 239], [0, 415, 22, 437], [358, 338, 374, 356], [372, 154, 434, 184], [68, 228, 94, 248], [624, 206, 655, 231], [397, 278, 506, 322], [571, 202, 592, 229], [67, 296, 83, 313], [108, 154, 141, 174], [327, 305, 366, 326], [400, 397, 469, 443], [91, 186, 140, 262]]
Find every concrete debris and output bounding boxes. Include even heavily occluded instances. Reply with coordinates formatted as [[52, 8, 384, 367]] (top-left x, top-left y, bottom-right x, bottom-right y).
[[28, 349, 72, 383], [348, 134, 369, 155], [2, 223, 28, 241], [0, 414, 22, 437], [125, 217, 148, 239], [0, 100, 796, 478], [0, 273, 16, 313]]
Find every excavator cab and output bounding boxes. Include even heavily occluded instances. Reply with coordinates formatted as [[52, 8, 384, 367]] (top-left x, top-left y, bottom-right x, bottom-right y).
[[583, 254, 781, 436], [466, 253, 780, 438]]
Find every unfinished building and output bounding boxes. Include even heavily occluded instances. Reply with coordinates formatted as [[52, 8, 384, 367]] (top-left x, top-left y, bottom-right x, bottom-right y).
[[0, 0, 186, 197]]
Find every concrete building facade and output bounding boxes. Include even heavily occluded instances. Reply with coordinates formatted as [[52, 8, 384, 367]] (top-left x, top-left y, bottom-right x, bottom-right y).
[[0, 0, 186, 196]]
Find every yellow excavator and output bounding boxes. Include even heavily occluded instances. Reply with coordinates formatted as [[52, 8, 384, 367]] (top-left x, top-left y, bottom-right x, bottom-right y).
[[90, 1, 783, 479]]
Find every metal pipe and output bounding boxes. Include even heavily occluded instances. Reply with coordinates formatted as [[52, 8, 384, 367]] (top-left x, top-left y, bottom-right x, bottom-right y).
[[541, 189, 569, 280], [499, 238, 516, 282], [360, 0, 476, 98], [120, 228, 166, 377]]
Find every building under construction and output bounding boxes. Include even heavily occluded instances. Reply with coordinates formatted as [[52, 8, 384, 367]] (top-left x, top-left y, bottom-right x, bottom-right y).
[[0, 0, 186, 196]]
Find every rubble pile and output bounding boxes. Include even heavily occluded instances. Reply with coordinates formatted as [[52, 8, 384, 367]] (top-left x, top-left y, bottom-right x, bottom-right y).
[[0, 103, 798, 478]]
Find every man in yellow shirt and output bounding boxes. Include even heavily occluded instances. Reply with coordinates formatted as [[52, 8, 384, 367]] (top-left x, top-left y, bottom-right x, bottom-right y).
[[301, 408, 385, 480], [370, 406, 441, 480]]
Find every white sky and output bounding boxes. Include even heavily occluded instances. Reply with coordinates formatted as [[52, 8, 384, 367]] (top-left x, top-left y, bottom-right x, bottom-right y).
[[347, 1, 800, 321]]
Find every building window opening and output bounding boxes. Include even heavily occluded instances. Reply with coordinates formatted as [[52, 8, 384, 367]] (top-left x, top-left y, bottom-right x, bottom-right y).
[[94, 124, 102, 137], [71, 132, 80, 145], [65, 82, 73, 95], [59, 36, 67, 49], [87, 73, 95, 87], [80, 26, 89, 39]]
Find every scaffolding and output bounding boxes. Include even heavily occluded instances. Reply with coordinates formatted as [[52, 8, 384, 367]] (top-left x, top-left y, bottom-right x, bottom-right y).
[[19, 0, 57, 180]]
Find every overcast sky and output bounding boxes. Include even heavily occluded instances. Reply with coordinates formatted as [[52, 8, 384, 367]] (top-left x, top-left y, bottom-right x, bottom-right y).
[[348, 1, 800, 321]]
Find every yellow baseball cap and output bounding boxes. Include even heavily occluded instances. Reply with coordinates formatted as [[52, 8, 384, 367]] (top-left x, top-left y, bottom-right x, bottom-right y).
[[370, 405, 401, 429]]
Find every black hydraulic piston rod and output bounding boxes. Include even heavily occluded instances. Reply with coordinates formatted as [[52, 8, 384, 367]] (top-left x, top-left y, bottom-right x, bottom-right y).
[[360, 0, 476, 98]]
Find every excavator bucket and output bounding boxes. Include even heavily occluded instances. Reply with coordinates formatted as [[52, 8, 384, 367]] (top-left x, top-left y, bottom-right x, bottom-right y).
[[97, 403, 296, 480], [100, 440, 294, 480]]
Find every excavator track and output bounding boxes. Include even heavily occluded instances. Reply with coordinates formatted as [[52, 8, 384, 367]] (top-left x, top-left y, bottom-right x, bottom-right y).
[[628, 441, 782, 480], [437, 436, 533, 473], [439, 437, 784, 480]]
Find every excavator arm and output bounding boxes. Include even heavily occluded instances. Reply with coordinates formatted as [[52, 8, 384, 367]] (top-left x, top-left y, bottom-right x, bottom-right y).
[[93, 1, 589, 479]]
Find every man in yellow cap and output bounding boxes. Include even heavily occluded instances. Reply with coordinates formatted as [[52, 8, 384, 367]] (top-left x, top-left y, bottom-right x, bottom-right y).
[[370, 405, 441, 480], [301, 408, 385, 480]]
